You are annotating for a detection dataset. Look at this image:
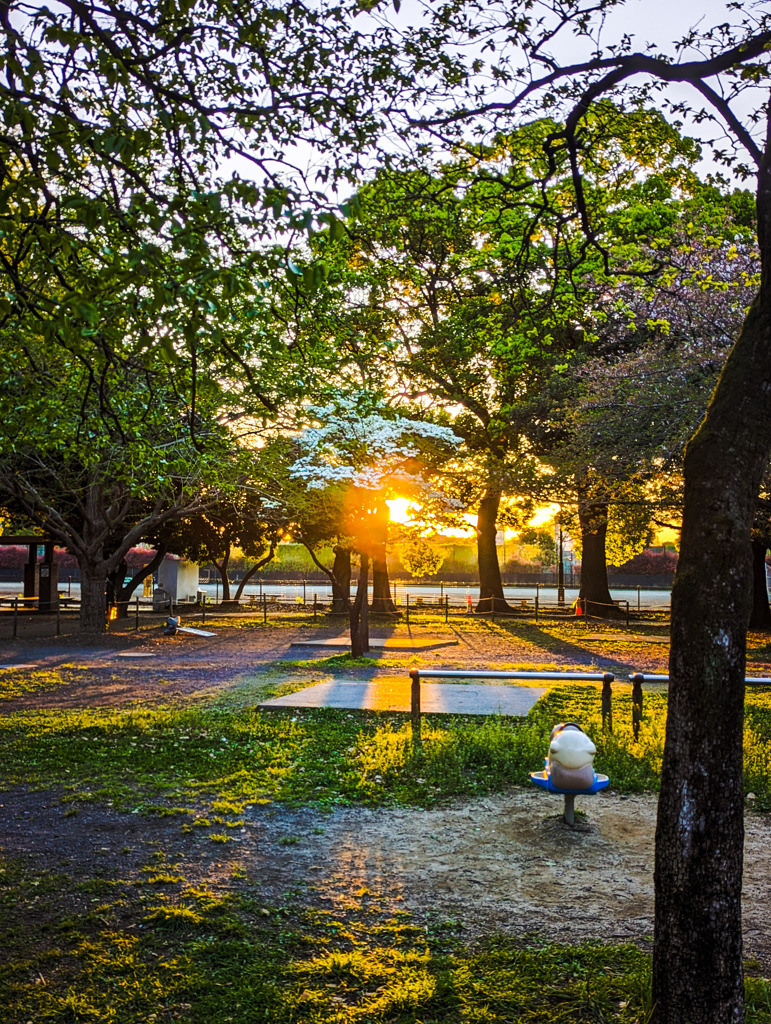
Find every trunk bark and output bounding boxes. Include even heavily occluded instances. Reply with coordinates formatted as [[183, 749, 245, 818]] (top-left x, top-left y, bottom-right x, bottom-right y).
[[214, 547, 232, 603], [368, 505, 396, 612], [110, 547, 167, 618], [749, 540, 771, 630], [652, 137, 771, 1024], [233, 534, 280, 602], [331, 546, 352, 612], [350, 553, 370, 657], [476, 484, 513, 613], [577, 498, 624, 618], [79, 562, 109, 634]]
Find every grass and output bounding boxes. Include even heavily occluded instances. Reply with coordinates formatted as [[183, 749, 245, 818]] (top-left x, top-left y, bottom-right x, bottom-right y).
[[1, 855, 770, 1023], [3, 682, 771, 817], [0, 857, 688, 1023], [3, 645, 771, 1020]]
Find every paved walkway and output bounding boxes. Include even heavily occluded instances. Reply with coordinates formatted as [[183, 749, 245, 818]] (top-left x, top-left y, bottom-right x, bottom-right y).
[[260, 679, 545, 716], [289, 635, 458, 651]]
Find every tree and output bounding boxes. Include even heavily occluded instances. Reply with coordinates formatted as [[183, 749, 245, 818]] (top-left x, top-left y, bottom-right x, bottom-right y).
[[389, 6, 771, 1020], [159, 493, 287, 607], [0, 321, 244, 631], [288, 398, 459, 649], [346, 114, 708, 614]]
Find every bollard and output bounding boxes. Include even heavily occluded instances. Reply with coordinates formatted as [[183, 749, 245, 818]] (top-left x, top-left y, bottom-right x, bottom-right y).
[[409, 669, 421, 748], [135, 596, 140, 630], [445, 594, 449, 623], [13, 597, 18, 639], [631, 673, 644, 741], [601, 673, 613, 733]]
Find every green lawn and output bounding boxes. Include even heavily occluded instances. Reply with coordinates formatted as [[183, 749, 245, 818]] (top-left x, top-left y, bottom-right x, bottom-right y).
[[2, 673, 771, 1021]]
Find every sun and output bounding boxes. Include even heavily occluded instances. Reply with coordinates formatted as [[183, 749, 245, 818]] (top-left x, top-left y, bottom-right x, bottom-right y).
[[386, 497, 413, 524]]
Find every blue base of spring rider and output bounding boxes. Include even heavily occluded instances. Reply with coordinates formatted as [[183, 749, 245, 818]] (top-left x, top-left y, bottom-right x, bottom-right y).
[[529, 769, 610, 825], [529, 770, 610, 796]]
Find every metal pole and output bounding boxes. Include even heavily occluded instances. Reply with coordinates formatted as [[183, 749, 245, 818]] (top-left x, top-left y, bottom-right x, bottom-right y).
[[557, 526, 565, 605], [202, 594, 206, 626], [135, 596, 139, 630], [303, 579, 306, 604], [445, 594, 449, 623], [625, 600, 630, 627], [535, 586, 539, 623], [602, 673, 613, 733], [563, 793, 575, 827], [631, 673, 644, 741], [313, 593, 317, 621], [637, 585, 641, 612], [13, 597, 18, 639], [56, 600, 61, 637], [406, 593, 410, 626], [215, 578, 219, 604], [68, 575, 72, 597], [263, 593, 267, 625], [409, 669, 421, 748]]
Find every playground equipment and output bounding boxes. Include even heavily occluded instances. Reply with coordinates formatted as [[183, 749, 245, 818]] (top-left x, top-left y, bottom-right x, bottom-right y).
[[530, 722, 609, 824]]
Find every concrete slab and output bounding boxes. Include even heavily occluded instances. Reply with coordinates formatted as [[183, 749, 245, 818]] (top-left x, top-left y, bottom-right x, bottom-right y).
[[260, 680, 545, 716], [290, 636, 458, 651], [115, 652, 157, 659]]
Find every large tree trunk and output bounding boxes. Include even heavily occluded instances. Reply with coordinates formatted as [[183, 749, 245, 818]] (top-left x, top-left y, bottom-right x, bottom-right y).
[[749, 540, 771, 630], [652, 195, 771, 1024], [577, 498, 624, 618], [331, 546, 352, 612], [476, 484, 513, 613], [370, 506, 396, 612], [79, 562, 109, 633], [350, 553, 370, 657]]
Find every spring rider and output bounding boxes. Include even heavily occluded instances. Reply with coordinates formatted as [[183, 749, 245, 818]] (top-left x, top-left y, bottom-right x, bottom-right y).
[[530, 722, 609, 825]]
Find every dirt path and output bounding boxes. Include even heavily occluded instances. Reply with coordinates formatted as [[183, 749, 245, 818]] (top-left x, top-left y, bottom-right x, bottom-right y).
[[2, 785, 771, 967]]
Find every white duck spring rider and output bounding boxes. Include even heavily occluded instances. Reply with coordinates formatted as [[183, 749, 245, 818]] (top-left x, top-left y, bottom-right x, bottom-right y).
[[530, 723, 609, 825]]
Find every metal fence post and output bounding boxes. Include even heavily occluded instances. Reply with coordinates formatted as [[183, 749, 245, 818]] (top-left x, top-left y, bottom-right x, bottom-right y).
[[406, 593, 410, 626], [625, 600, 630, 627], [13, 597, 18, 639], [56, 600, 61, 637], [409, 669, 422, 749], [303, 579, 306, 604], [637, 585, 641, 612], [135, 596, 140, 630], [313, 593, 317, 621], [535, 586, 539, 623], [263, 593, 267, 625], [601, 673, 613, 733], [631, 673, 644, 741], [202, 594, 206, 626], [445, 594, 449, 623]]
